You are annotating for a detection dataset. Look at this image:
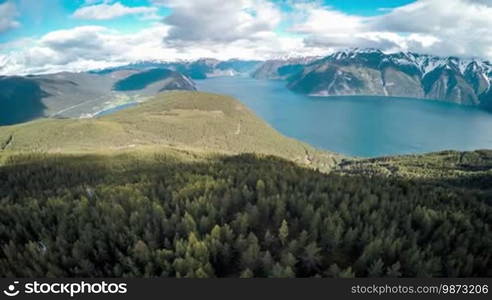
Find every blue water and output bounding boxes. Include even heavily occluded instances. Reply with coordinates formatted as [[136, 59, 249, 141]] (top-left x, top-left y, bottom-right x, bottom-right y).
[[195, 77, 492, 157]]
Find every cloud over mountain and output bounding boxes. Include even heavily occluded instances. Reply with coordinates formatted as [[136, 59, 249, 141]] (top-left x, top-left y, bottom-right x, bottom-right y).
[[1, 0, 492, 75], [0, 25, 176, 74], [293, 0, 492, 58], [371, 0, 492, 58]]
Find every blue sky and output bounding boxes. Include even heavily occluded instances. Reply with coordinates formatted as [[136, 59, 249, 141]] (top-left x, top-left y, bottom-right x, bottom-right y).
[[318, 0, 415, 15], [0, 0, 171, 43], [0, 0, 417, 43], [1, 0, 491, 75]]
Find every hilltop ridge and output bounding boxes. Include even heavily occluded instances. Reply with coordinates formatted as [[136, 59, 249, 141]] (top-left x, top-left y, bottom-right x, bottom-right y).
[[0, 91, 340, 171]]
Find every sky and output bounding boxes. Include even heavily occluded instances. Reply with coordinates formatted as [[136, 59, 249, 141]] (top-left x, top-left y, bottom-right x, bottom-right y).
[[0, 0, 491, 75]]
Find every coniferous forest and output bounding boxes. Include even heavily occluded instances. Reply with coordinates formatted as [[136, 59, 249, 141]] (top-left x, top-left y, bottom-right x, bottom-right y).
[[0, 152, 490, 277]]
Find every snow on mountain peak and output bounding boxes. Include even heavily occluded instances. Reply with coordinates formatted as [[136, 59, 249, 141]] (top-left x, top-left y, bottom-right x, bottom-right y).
[[323, 49, 492, 80]]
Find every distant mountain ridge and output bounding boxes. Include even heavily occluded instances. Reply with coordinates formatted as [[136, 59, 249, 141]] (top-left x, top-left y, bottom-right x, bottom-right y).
[[3, 49, 492, 127], [251, 56, 321, 80], [90, 58, 262, 80], [89, 50, 492, 108], [0, 68, 196, 125], [253, 49, 492, 107]]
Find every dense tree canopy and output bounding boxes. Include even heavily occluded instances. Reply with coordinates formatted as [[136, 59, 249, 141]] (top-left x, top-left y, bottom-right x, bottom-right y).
[[0, 152, 490, 277]]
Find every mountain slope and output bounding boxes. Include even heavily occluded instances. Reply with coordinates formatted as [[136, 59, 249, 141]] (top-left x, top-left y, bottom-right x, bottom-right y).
[[257, 49, 492, 107], [0, 76, 48, 125], [0, 73, 115, 124], [338, 149, 492, 182], [0, 91, 340, 170], [251, 57, 319, 80], [0, 69, 197, 125], [113, 68, 196, 92]]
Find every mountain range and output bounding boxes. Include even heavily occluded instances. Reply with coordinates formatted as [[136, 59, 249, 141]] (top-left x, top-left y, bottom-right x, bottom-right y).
[[253, 49, 492, 108], [51, 49, 492, 110], [90, 58, 262, 79], [2, 49, 492, 126]]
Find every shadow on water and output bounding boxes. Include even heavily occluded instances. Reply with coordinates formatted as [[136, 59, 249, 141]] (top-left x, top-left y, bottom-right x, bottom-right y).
[[0, 77, 49, 126]]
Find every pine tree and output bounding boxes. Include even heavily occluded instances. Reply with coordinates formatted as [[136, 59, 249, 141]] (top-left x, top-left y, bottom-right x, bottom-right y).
[[279, 219, 289, 246], [368, 258, 385, 277], [386, 262, 402, 277], [240, 268, 254, 278], [301, 242, 322, 273]]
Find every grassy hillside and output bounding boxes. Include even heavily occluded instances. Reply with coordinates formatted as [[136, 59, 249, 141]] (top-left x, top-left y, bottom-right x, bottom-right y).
[[0, 90, 490, 278], [0, 91, 340, 171], [338, 150, 492, 179], [0, 150, 490, 277]]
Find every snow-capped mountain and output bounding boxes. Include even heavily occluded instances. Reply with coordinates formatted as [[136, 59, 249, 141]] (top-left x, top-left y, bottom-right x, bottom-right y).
[[255, 48, 492, 107]]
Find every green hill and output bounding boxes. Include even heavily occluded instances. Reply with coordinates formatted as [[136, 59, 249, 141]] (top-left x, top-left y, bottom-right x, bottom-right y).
[[0, 91, 490, 278], [0, 91, 340, 171]]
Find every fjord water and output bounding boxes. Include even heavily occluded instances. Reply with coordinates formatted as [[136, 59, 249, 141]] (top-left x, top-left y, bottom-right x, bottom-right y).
[[196, 77, 492, 157]]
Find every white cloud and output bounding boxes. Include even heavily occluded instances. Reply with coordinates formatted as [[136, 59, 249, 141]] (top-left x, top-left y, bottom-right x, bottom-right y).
[[8, 25, 176, 74], [290, 0, 492, 59], [0, 0, 307, 74], [0, 22, 319, 75], [371, 0, 492, 58], [155, 0, 282, 44], [2, 0, 492, 75], [288, 3, 404, 52], [0, 1, 19, 32], [73, 2, 158, 20], [290, 3, 365, 35]]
